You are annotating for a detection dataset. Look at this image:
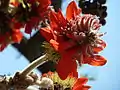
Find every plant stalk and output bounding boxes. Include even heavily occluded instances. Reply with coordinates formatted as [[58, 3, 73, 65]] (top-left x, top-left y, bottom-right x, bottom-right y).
[[20, 54, 47, 76]]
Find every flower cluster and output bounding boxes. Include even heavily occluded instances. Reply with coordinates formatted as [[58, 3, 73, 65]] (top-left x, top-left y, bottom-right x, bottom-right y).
[[0, 0, 107, 89], [0, 0, 51, 51]]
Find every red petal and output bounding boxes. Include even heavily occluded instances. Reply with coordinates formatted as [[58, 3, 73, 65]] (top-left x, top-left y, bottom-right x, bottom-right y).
[[30, 17, 39, 26], [50, 11, 59, 29], [0, 35, 5, 42], [56, 51, 77, 80], [69, 71, 78, 78], [93, 46, 104, 53], [40, 27, 54, 41], [50, 10, 67, 34], [72, 68, 78, 78], [87, 55, 107, 66], [73, 78, 90, 90], [57, 10, 67, 26], [56, 47, 79, 80], [25, 17, 39, 34], [97, 39, 106, 48], [50, 39, 59, 51], [73, 78, 88, 86], [93, 39, 106, 53], [71, 59, 78, 78], [79, 16, 87, 31], [38, 0, 51, 9], [50, 39, 76, 53], [82, 86, 91, 90], [82, 15, 92, 31], [0, 43, 7, 51], [66, 1, 82, 20], [12, 29, 23, 43], [56, 57, 73, 80], [13, 22, 23, 29], [25, 23, 33, 34], [73, 85, 90, 90]]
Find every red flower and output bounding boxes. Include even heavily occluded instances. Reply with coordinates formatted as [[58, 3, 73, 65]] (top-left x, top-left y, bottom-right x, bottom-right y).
[[0, 29, 23, 51], [11, 0, 51, 34], [40, 26, 78, 80], [42, 71, 90, 90], [25, 0, 51, 34], [40, 1, 107, 80]]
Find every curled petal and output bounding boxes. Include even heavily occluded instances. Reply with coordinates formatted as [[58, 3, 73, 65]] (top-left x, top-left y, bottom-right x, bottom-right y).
[[87, 55, 107, 66], [93, 39, 106, 53], [66, 1, 82, 20], [82, 15, 94, 31], [97, 39, 106, 48], [93, 46, 104, 53], [79, 16, 88, 31]]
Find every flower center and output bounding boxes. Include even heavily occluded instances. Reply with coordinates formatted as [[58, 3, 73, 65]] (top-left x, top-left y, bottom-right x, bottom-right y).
[[55, 15, 101, 46]]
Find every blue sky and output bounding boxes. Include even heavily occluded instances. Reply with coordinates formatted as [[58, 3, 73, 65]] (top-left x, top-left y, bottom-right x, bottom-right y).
[[0, 0, 120, 90]]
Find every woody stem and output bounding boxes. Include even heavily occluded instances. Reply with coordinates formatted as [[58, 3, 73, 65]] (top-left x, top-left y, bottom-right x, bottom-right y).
[[20, 54, 48, 76]]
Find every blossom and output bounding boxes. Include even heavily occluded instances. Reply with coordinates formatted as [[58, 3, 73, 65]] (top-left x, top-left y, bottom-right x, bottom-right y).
[[24, 0, 51, 34], [42, 71, 90, 90], [0, 29, 23, 51], [40, 1, 107, 80], [0, 10, 23, 51], [11, 0, 51, 34]]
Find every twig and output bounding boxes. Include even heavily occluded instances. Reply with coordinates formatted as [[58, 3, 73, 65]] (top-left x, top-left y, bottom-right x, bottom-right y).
[[20, 54, 48, 76]]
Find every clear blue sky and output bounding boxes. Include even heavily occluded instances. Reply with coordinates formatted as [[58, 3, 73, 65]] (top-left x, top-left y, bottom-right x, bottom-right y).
[[0, 0, 120, 90]]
